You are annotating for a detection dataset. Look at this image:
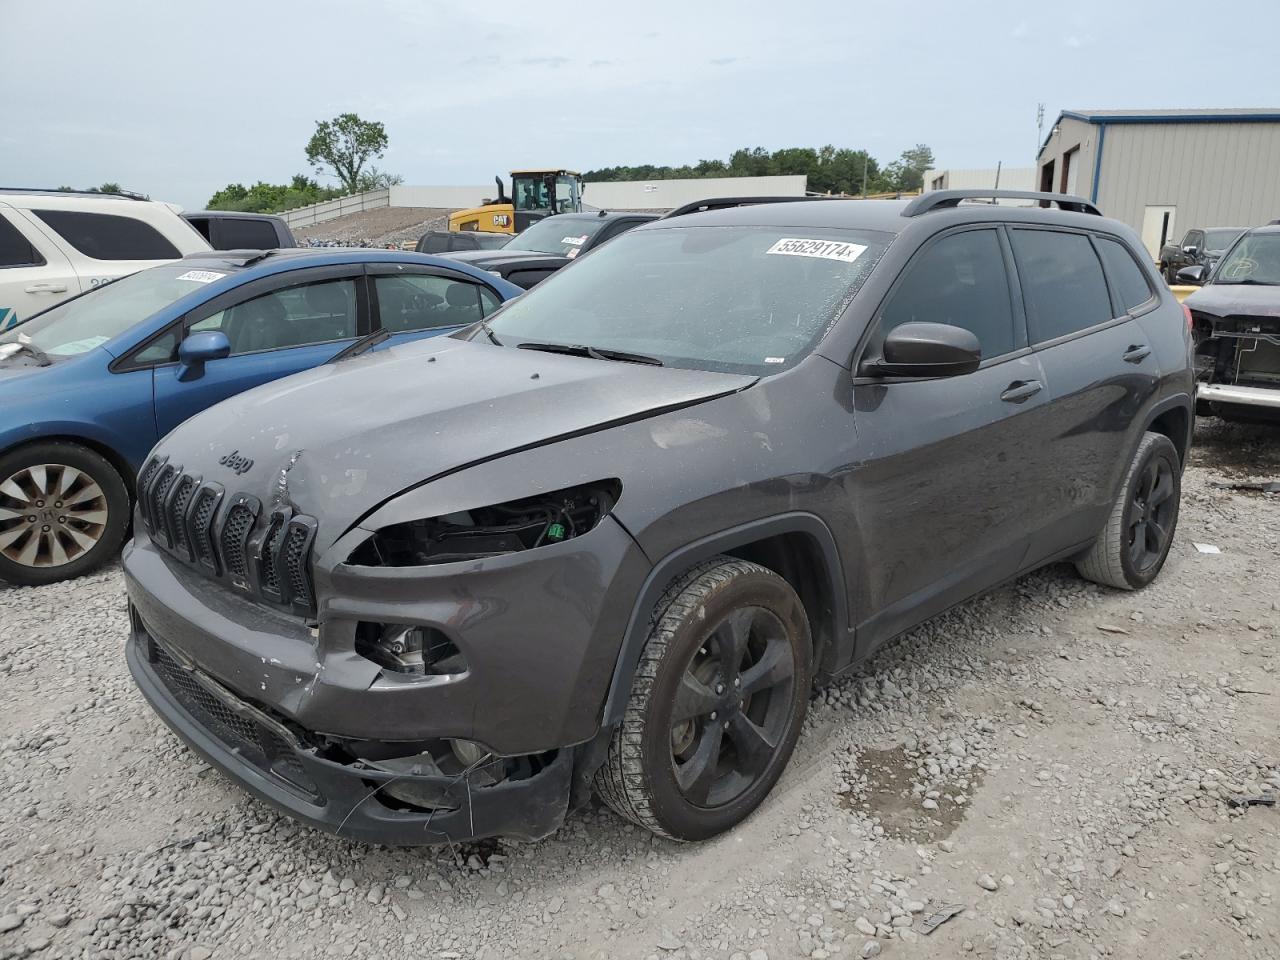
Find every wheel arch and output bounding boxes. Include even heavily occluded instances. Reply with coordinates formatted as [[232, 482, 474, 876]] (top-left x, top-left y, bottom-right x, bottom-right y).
[[0, 434, 137, 498], [1143, 393, 1193, 469], [600, 513, 848, 729]]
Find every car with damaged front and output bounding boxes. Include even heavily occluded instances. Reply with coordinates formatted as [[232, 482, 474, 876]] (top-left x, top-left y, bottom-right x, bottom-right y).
[[1183, 224, 1280, 420], [124, 190, 1195, 845]]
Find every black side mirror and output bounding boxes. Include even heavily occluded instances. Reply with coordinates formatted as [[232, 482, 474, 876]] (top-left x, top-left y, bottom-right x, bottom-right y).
[[176, 330, 231, 382], [863, 322, 982, 379], [1175, 264, 1206, 285]]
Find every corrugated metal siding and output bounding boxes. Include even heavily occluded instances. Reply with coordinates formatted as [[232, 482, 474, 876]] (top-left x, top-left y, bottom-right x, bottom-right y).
[[1095, 121, 1280, 231], [1037, 117, 1098, 199]]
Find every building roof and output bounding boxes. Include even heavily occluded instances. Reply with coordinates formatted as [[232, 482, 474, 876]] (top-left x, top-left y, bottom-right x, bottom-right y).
[[1059, 107, 1280, 124]]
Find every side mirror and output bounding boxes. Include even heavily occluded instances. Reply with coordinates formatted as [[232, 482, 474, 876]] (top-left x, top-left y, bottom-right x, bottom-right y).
[[176, 330, 230, 382], [864, 322, 982, 379], [1175, 264, 1206, 285], [1183, 244, 1200, 256]]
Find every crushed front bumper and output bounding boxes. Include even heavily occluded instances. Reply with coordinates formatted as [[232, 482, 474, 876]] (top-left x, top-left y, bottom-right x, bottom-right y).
[[127, 614, 573, 844]]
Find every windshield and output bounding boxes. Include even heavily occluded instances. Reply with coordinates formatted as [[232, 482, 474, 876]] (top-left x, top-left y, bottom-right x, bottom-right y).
[[1205, 229, 1243, 253], [1215, 233, 1280, 285], [505, 217, 606, 256], [0, 264, 230, 357], [477, 224, 890, 375]]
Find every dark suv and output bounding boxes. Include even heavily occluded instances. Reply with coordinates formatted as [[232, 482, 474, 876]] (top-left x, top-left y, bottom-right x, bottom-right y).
[[124, 190, 1194, 845]]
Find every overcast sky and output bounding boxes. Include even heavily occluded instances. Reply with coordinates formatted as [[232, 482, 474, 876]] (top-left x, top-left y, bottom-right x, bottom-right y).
[[3, 0, 1276, 209]]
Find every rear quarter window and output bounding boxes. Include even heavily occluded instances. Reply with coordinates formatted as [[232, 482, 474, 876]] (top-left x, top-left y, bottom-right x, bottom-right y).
[[1096, 237, 1155, 312], [213, 218, 279, 250], [32, 210, 181, 261], [0, 214, 45, 268]]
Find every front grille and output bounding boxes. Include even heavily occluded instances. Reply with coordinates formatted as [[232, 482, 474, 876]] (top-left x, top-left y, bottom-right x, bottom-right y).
[[147, 637, 321, 803], [137, 457, 317, 616]]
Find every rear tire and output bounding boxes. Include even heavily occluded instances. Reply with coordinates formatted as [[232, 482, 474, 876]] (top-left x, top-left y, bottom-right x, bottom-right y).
[[0, 441, 129, 587], [595, 557, 812, 841], [1076, 432, 1181, 590]]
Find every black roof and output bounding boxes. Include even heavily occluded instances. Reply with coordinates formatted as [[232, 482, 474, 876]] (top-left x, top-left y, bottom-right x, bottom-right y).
[[551, 210, 659, 223]]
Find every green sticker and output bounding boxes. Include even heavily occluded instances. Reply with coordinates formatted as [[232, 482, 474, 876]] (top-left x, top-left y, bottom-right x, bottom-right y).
[[547, 522, 566, 541]]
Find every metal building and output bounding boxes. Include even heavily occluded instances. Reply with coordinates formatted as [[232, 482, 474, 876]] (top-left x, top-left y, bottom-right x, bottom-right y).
[[1037, 108, 1280, 257]]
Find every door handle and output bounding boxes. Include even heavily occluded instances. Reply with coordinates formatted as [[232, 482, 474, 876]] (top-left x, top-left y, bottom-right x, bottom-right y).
[[1000, 379, 1043, 403], [24, 282, 68, 294], [1123, 344, 1152, 363]]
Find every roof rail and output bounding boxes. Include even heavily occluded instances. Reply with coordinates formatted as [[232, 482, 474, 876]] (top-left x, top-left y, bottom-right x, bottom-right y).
[[661, 196, 832, 219], [902, 190, 1101, 217], [0, 186, 148, 201]]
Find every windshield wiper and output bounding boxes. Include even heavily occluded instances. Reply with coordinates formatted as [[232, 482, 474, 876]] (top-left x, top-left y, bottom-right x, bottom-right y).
[[517, 341, 663, 366], [475, 317, 503, 346], [326, 328, 390, 364], [0, 340, 51, 366]]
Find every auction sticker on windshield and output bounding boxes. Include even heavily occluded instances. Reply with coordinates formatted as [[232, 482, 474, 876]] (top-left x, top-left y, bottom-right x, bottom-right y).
[[766, 238, 867, 262], [561, 235, 588, 246], [176, 270, 226, 284]]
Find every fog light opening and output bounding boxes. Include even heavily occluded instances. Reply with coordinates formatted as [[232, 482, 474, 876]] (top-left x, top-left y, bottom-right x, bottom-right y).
[[355, 623, 466, 677]]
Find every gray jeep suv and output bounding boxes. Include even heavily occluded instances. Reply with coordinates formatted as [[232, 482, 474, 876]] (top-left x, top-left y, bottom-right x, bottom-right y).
[[124, 190, 1194, 844]]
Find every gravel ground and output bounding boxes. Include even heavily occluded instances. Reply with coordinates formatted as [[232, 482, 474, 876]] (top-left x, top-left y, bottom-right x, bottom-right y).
[[1, 418, 1278, 960], [292, 208, 453, 248]]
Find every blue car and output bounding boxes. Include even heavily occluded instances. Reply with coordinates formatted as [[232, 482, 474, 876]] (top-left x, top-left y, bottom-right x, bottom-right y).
[[0, 248, 522, 585]]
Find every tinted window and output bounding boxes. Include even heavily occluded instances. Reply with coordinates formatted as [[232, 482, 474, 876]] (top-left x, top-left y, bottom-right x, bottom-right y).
[[32, 210, 181, 261], [1097, 238, 1154, 312], [1204, 229, 1242, 252], [507, 269, 557, 289], [1010, 230, 1113, 342], [214, 218, 278, 250], [877, 229, 1017, 361], [0, 215, 44, 268], [375, 275, 488, 332], [185, 217, 213, 242], [417, 233, 449, 254], [191, 278, 357, 355]]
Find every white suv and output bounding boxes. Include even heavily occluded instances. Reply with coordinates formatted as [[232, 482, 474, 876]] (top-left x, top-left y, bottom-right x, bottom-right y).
[[0, 190, 210, 330]]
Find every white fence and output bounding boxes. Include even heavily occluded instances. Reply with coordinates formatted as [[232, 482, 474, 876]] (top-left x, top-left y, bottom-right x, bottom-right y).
[[278, 188, 390, 228]]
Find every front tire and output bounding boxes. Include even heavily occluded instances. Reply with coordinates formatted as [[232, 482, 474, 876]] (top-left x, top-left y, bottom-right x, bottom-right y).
[[1076, 432, 1181, 590], [595, 557, 812, 841], [0, 441, 129, 586]]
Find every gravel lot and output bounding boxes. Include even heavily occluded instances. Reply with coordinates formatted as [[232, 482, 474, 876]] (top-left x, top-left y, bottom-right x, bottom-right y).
[[1, 419, 1278, 960]]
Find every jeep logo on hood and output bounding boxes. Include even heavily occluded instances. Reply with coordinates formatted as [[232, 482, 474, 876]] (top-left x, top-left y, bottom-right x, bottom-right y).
[[218, 450, 255, 476]]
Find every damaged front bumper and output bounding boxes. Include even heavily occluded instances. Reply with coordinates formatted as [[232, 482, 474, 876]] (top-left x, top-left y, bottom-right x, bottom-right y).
[[127, 616, 574, 844]]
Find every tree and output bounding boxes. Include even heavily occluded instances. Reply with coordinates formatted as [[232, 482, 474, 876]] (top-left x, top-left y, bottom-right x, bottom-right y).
[[305, 113, 389, 195], [883, 144, 935, 193], [355, 166, 404, 192], [205, 177, 344, 214]]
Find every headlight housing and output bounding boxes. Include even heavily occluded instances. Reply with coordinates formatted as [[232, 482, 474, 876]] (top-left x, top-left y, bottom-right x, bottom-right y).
[[346, 479, 621, 567]]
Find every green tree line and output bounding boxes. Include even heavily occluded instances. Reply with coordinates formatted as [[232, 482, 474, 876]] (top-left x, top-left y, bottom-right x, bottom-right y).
[[585, 144, 935, 195]]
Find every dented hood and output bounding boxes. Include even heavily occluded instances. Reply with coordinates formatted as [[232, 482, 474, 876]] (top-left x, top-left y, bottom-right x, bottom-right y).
[[152, 337, 754, 547], [1186, 282, 1280, 319]]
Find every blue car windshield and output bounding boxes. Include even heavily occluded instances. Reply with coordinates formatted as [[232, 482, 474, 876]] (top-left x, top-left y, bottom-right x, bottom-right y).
[[0, 264, 228, 357], [479, 224, 891, 376]]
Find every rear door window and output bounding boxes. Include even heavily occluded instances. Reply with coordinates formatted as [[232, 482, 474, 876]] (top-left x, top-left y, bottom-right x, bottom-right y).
[[0, 214, 45, 267], [1009, 229, 1114, 343], [213, 218, 279, 250], [1096, 237, 1155, 313], [375, 275, 491, 332], [31, 210, 181, 261], [876, 229, 1019, 361]]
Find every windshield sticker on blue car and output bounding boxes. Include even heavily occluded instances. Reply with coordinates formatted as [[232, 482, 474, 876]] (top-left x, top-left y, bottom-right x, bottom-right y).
[[766, 238, 867, 263], [561, 235, 588, 246], [176, 270, 226, 284]]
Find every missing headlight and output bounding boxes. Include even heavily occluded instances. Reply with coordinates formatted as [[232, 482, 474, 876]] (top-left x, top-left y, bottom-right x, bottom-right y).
[[347, 479, 621, 567]]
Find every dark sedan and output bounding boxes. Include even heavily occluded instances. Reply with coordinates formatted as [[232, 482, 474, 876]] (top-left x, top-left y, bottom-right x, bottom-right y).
[[441, 211, 657, 288]]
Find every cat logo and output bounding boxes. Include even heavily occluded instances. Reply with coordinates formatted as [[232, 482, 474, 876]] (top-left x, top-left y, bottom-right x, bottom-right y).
[[492, 213, 511, 228]]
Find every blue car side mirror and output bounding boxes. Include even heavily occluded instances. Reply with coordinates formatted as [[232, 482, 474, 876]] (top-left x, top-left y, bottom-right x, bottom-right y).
[[176, 331, 231, 382]]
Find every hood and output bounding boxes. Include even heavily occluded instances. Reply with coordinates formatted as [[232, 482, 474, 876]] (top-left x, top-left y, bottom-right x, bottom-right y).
[[442, 249, 563, 267], [1186, 282, 1280, 318], [151, 337, 755, 546]]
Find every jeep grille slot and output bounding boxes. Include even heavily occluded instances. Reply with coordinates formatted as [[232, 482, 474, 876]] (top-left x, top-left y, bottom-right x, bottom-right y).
[[134, 457, 318, 616]]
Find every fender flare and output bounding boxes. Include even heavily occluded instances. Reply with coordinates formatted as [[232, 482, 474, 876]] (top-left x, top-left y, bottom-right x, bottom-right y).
[[1140, 391, 1194, 468], [600, 512, 848, 728]]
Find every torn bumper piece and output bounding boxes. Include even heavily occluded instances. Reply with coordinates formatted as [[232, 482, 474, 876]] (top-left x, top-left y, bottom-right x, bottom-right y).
[[126, 619, 573, 845]]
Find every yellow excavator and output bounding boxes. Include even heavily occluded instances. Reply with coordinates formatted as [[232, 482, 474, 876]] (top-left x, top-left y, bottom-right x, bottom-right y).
[[448, 169, 585, 234]]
